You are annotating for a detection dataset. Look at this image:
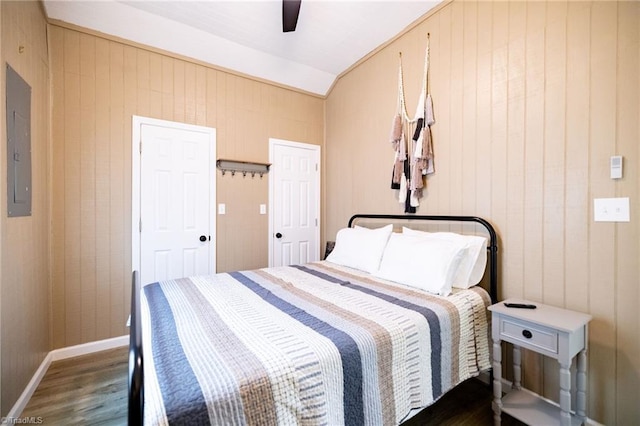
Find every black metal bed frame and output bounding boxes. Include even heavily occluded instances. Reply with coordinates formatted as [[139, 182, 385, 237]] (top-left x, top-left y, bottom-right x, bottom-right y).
[[128, 214, 499, 425], [129, 270, 143, 426]]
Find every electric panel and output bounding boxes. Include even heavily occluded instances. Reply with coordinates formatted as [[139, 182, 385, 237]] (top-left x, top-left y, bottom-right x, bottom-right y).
[[6, 63, 32, 217]]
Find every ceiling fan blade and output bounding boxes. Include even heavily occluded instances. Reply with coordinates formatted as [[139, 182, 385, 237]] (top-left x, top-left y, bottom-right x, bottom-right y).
[[282, 0, 301, 32]]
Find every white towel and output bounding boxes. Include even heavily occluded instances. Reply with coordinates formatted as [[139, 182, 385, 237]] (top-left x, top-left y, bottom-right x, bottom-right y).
[[398, 173, 407, 203]]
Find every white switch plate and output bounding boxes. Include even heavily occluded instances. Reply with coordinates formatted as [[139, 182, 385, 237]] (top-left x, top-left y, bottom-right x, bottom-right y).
[[594, 197, 630, 222], [259, 204, 267, 215], [218, 203, 226, 215]]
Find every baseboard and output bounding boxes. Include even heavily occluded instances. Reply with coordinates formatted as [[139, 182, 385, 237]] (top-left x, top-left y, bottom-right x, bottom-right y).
[[3, 352, 53, 424], [50, 335, 128, 361], [4, 335, 128, 422]]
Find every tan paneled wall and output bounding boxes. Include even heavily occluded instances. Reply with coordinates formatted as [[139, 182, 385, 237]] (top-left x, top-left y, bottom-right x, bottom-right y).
[[48, 25, 324, 349], [0, 1, 51, 415], [326, 1, 639, 424]]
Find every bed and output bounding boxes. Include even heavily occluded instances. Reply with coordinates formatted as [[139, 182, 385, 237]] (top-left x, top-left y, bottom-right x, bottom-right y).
[[128, 214, 498, 426]]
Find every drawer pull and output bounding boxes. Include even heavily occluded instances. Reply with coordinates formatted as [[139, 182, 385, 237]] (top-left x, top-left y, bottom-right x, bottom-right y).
[[522, 330, 533, 339]]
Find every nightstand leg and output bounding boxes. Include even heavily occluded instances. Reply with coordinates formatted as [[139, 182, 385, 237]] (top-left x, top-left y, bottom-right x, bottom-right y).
[[492, 338, 503, 426], [576, 348, 588, 424], [513, 345, 522, 390], [559, 361, 572, 426]]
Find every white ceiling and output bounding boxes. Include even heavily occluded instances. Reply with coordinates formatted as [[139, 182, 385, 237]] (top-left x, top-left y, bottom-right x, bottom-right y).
[[43, 0, 442, 96]]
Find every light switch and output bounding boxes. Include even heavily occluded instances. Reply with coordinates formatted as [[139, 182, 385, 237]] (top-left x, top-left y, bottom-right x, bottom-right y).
[[218, 203, 226, 215], [594, 197, 630, 222], [260, 204, 267, 215]]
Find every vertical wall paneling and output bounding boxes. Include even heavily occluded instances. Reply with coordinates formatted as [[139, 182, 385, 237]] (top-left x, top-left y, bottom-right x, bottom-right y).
[[0, 0, 4, 408], [50, 25, 66, 349], [448, 1, 463, 220], [122, 46, 137, 333], [505, 1, 526, 301], [95, 37, 111, 341], [436, 6, 451, 215], [48, 24, 324, 348], [63, 29, 82, 346], [79, 33, 97, 343], [136, 50, 150, 118], [149, 53, 162, 119], [564, 1, 591, 319], [109, 42, 126, 337], [588, 2, 618, 423], [325, 1, 639, 423], [522, 1, 545, 307], [474, 2, 492, 220], [490, 0, 508, 268], [542, 2, 567, 308], [461, 1, 478, 217], [614, 3, 640, 424]]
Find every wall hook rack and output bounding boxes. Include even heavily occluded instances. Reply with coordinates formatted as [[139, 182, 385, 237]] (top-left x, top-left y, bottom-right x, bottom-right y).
[[216, 159, 271, 179]]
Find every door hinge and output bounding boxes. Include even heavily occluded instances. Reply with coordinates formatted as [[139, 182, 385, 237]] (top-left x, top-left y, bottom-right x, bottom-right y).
[[315, 218, 318, 226], [315, 163, 318, 172], [139, 141, 142, 154], [139, 218, 142, 233]]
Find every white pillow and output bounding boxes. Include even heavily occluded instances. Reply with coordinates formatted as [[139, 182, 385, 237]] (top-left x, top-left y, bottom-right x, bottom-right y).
[[325, 224, 393, 273], [373, 233, 466, 296], [402, 227, 488, 289]]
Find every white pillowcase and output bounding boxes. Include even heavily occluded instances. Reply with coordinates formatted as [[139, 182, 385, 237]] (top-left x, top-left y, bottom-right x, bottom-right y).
[[373, 233, 467, 296], [402, 227, 488, 289], [325, 224, 393, 273]]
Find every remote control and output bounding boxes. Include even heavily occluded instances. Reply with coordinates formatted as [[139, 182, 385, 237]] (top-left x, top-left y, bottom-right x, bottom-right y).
[[504, 302, 537, 309]]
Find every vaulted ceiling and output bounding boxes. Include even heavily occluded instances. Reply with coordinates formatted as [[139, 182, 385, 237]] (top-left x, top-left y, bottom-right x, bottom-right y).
[[43, 0, 442, 96]]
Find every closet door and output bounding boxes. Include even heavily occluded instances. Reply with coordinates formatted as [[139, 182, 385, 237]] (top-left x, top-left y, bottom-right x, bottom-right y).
[[133, 116, 216, 285], [269, 139, 320, 267]]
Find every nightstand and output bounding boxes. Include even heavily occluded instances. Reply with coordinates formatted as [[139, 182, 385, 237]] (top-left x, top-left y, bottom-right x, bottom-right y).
[[488, 299, 592, 426]]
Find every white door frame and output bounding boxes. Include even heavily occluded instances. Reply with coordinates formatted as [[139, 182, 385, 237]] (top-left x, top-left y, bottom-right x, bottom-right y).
[[268, 138, 321, 267], [132, 115, 217, 277]]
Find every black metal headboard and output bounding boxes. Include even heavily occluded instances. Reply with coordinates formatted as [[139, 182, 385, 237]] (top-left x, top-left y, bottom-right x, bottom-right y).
[[348, 214, 498, 304]]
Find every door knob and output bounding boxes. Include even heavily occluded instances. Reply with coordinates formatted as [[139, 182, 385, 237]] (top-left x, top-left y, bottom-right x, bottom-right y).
[[275, 232, 283, 239], [199, 235, 207, 242]]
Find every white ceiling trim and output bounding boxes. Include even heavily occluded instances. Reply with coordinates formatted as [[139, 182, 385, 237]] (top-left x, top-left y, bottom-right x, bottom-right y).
[[44, 1, 336, 95]]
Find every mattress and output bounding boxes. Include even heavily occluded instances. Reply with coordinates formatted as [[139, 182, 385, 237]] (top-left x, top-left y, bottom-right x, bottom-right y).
[[141, 261, 491, 426]]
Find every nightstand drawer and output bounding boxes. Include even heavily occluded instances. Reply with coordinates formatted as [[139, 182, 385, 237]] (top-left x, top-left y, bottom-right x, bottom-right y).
[[500, 317, 558, 354]]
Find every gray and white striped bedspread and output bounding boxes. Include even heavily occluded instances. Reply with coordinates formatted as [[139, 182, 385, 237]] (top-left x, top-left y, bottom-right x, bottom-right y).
[[141, 261, 491, 426]]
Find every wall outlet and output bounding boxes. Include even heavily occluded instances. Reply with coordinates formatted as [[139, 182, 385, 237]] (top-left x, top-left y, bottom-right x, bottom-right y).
[[594, 197, 630, 222]]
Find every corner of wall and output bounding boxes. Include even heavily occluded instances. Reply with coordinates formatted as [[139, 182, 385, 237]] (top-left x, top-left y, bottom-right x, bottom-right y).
[[0, 0, 51, 416], [0, 0, 5, 415]]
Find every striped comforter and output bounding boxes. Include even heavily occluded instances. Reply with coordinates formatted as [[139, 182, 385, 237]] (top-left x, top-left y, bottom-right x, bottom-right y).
[[141, 261, 491, 426]]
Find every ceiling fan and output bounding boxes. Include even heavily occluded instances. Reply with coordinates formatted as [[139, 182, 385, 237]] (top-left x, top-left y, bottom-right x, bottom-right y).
[[282, 0, 302, 32]]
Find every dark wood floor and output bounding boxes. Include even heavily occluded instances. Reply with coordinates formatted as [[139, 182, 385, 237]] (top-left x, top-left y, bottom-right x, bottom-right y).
[[21, 346, 524, 425], [405, 378, 525, 426], [21, 346, 128, 425]]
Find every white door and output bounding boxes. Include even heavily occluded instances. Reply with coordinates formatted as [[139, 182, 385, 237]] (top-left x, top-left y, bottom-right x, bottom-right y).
[[269, 139, 320, 267], [132, 116, 216, 285]]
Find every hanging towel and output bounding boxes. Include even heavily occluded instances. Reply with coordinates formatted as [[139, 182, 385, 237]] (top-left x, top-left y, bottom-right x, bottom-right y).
[[388, 38, 434, 211], [398, 173, 407, 203]]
